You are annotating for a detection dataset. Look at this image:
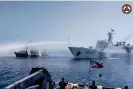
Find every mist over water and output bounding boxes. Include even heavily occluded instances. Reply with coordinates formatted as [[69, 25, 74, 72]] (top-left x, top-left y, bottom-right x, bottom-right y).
[[0, 41, 87, 57]]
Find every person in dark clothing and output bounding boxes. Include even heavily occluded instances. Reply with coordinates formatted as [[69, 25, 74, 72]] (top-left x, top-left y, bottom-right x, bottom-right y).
[[52, 81, 55, 89], [124, 86, 128, 89], [89, 80, 97, 89], [59, 78, 68, 89]]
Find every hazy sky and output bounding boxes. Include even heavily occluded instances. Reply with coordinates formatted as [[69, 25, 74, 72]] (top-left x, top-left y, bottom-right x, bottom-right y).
[[0, 1, 133, 46]]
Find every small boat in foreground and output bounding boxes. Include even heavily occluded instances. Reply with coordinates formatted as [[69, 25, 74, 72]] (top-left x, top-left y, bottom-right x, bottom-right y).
[[4, 67, 128, 89]]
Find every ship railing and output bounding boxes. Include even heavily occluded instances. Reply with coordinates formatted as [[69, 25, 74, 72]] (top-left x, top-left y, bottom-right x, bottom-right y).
[[4, 69, 43, 89], [25, 85, 39, 89]]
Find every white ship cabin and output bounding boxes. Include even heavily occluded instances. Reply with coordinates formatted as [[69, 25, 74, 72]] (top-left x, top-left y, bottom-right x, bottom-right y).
[[95, 40, 112, 50], [95, 40, 108, 50], [95, 29, 132, 51], [95, 40, 130, 49]]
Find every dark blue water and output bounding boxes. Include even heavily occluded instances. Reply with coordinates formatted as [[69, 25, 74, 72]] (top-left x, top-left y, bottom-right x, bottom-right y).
[[0, 57, 133, 89]]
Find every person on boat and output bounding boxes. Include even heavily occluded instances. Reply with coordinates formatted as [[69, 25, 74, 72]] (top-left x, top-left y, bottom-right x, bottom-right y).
[[59, 78, 68, 89], [123, 86, 128, 89], [89, 80, 97, 89]]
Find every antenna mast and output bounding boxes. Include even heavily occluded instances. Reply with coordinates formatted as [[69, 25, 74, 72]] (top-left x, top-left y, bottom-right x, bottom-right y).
[[68, 36, 71, 47], [108, 28, 114, 43]]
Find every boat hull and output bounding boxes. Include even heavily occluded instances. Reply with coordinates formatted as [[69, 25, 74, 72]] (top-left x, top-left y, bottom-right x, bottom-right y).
[[69, 47, 133, 59], [14, 52, 29, 58], [69, 47, 104, 59], [4, 67, 53, 89], [14, 52, 39, 58], [30, 55, 39, 58], [104, 49, 133, 58]]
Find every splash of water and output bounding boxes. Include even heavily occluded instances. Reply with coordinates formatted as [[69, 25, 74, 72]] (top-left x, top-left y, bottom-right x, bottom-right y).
[[0, 41, 87, 57]]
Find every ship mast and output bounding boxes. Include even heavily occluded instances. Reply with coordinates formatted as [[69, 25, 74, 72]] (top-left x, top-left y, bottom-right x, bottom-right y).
[[68, 36, 71, 47], [107, 28, 114, 44]]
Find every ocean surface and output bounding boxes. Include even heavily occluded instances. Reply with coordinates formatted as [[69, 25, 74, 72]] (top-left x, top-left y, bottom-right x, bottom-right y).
[[0, 56, 133, 89]]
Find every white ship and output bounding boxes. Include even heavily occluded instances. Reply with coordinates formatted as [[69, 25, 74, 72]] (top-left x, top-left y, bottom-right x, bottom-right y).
[[69, 29, 133, 59]]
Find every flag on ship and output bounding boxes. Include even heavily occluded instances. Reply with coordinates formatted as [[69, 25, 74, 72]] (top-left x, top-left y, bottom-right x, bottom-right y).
[[111, 28, 114, 32]]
